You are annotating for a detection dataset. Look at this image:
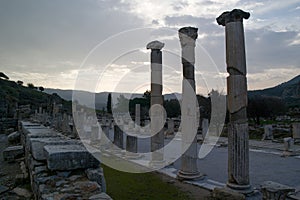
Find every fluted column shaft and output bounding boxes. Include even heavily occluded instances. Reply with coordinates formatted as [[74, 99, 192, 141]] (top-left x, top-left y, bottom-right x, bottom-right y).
[[217, 9, 252, 192]]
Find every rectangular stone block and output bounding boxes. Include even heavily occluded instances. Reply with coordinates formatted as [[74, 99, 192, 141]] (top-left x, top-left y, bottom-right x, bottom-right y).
[[3, 146, 24, 161], [261, 181, 295, 200], [30, 137, 80, 161], [292, 123, 300, 140], [44, 145, 100, 170]]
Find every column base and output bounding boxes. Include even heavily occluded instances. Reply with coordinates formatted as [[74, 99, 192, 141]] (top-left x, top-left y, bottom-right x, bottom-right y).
[[149, 160, 166, 169], [177, 170, 205, 181], [124, 152, 142, 160], [90, 140, 101, 146], [226, 182, 253, 194]]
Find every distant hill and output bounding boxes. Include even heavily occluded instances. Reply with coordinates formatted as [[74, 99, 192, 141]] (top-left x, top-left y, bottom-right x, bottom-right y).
[[44, 74, 300, 110], [249, 75, 300, 107], [0, 79, 70, 118], [44, 88, 183, 110], [44, 89, 144, 110]]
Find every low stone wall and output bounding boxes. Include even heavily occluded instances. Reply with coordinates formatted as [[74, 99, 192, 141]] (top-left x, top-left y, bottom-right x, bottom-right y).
[[0, 118, 18, 133], [20, 121, 112, 200]]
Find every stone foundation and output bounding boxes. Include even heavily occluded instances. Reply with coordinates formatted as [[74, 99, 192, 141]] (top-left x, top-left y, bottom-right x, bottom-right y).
[[20, 121, 111, 200]]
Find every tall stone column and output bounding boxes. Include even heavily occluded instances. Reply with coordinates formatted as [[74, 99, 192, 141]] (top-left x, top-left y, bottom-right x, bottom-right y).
[[146, 41, 165, 167], [217, 9, 252, 193], [135, 104, 141, 128], [113, 125, 124, 151], [177, 27, 203, 180]]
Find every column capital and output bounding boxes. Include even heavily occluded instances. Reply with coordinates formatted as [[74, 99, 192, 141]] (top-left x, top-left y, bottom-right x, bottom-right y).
[[178, 27, 198, 47], [216, 9, 250, 26], [146, 40, 164, 50]]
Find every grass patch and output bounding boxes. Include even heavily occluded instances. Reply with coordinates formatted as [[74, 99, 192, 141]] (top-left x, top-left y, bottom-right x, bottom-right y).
[[102, 164, 193, 200]]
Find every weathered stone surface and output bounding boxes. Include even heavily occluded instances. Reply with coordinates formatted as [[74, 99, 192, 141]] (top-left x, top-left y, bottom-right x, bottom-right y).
[[20, 121, 109, 200], [8, 131, 21, 144], [261, 181, 295, 200], [44, 145, 100, 170], [146, 40, 164, 50], [202, 118, 209, 138], [228, 123, 249, 186], [217, 9, 251, 192], [85, 168, 106, 192], [29, 137, 79, 160], [3, 145, 24, 161], [135, 104, 141, 128], [74, 181, 101, 193], [227, 75, 247, 113], [89, 193, 113, 200], [113, 125, 123, 149], [262, 125, 273, 140], [12, 187, 32, 198], [166, 119, 175, 135], [212, 187, 245, 200], [292, 123, 300, 140], [216, 9, 250, 26], [283, 137, 294, 152], [177, 27, 201, 180]]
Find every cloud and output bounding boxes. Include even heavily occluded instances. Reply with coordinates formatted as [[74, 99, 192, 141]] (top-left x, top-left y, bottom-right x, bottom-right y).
[[0, 0, 299, 94]]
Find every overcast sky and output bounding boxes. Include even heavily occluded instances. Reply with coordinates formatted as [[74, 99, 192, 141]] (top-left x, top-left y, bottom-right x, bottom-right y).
[[1, 0, 300, 95]]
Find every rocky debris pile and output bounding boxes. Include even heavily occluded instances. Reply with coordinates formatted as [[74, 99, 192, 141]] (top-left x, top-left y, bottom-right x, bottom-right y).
[[19, 121, 111, 200]]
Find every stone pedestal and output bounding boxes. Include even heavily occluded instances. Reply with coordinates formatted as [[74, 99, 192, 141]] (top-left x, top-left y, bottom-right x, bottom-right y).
[[166, 119, 175, 135], [90, 125, 101, 145], [202, 118, 209, 139], [217, 9, 252, 193], [292, 123, 300, 142], [176, 27, 203, 180], [147, 41, 165, 168], [113, 125, 123, 151], [125, 134, 140, 159], [262, 125, 273, 140], [100, 125, 111, 150], [135, 104, 141, 128]]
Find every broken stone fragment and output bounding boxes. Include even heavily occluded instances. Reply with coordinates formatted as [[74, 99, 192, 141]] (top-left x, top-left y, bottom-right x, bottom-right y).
[[8, 131, 21, 144], [3, 146, 24, 161]]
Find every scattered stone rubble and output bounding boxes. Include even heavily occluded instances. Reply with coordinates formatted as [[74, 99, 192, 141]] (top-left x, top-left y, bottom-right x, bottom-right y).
[[13, 121, 112, 200]]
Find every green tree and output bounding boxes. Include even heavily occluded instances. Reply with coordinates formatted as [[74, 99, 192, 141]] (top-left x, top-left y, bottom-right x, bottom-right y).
[[164, 99, 180, 118], [248, 95, 286, 125], [114, 94, 129, 113], [143, 90, 151, 108], [107, 93, 112, 114], [39, 86, 44, 92], [17, 80, 23, 85], [27, 83, 35, 89], [0, 72, 9, 80]]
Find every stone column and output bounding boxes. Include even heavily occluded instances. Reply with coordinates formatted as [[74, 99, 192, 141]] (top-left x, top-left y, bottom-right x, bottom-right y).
[[126, 134, 140, 159], [90, 125, 100, 145], [100, 125, 111, 150], [135, 104, 141, 128], [217, 9, 252, 193], [263, 125, 273, 140], [113, 125, 123, 151], [202, 118, 209, 139], [292, 123, 300, 142], [167, 119, 174, 135], [146, 41, 165, 167], [177, 27, 202, 180]]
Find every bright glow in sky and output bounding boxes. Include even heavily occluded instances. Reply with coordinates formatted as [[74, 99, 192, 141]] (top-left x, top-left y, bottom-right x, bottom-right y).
[[0, 0, 299, 95]]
